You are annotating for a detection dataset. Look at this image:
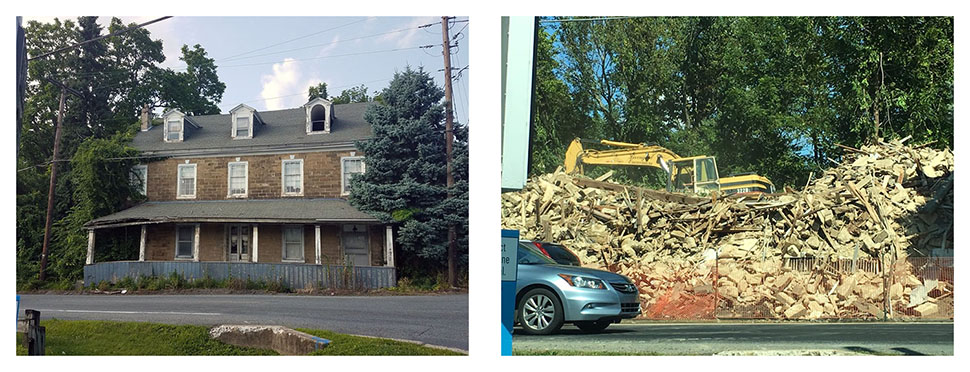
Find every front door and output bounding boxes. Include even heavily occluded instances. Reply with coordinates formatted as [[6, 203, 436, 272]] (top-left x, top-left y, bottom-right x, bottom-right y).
[[227, 224, 251, 261], [342, 224, 369, 266]]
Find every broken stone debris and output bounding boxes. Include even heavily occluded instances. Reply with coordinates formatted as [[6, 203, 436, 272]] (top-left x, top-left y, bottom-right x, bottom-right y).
[[501, 139, 953, 319]]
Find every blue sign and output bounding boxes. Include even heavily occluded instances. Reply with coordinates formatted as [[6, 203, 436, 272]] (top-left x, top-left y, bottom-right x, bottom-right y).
[[501, 229, 518, 356]]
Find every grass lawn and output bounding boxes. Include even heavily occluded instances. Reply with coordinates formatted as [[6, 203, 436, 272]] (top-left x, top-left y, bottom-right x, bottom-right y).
[[512, 348, 664, 356], [16, 319, 462, 356]]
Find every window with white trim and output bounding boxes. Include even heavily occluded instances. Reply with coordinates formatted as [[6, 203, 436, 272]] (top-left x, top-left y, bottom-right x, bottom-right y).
[[177, 163, 197, 199], [227, 161, 248, 197], [341, 156, 365, 195], [166, 118, 182, 141], [281, 159, 303, 196], [131, 165, 148, 196], [175, 225, 195, 259], [282, 225, 304, 261], [235, 116, 250, 138]]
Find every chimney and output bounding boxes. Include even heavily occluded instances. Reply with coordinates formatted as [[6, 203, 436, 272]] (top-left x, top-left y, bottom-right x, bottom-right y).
[[140, 105, 150, 131]]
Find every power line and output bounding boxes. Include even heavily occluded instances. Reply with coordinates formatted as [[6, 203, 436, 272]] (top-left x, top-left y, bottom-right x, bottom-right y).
[[28, 16, 172, 61], [219, 22, 441, 63], [217, 17, 368, 61], [215, 45, 435, 69]]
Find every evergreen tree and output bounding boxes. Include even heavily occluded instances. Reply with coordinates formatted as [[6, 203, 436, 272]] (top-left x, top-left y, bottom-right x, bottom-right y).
[[348, 67, 468, 279]]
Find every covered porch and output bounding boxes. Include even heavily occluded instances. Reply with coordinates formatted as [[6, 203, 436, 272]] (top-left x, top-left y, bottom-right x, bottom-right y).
[[83, 198, 396, 288]]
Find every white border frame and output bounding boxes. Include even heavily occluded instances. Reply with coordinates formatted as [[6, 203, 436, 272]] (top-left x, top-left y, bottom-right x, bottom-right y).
[[281, 158, 304, 196], [174, 223, 196, 260], [176, 163, 197, 199], [340, 156, 365, 196], [226, 161, 249, 198], [132, 164, 148, 196], [281, 224, 305, 262]]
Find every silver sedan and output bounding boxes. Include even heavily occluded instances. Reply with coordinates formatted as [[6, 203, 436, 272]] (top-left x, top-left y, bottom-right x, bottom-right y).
[[515, 242, 641, 335]]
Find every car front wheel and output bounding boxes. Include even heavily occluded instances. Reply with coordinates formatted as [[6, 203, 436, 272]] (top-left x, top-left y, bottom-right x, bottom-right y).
[[574, 320, 611, 333], [518, 288, 563, 335]]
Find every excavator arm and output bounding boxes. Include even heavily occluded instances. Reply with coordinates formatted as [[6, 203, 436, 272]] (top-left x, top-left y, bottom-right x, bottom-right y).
[[564, 138, 681, 174]]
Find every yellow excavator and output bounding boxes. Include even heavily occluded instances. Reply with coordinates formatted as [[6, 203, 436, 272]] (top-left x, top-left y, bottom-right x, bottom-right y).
[[564, 138, 775, 195]]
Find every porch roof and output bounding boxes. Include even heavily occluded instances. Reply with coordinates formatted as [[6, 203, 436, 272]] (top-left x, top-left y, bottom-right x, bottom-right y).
[[85, 198, 380, 229]]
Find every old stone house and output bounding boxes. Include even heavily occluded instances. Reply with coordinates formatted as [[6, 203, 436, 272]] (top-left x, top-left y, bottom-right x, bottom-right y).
[[82, 98, 395, 288]]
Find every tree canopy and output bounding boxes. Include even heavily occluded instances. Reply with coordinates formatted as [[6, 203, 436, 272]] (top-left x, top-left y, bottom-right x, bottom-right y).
[[348, 67, 468, 278], [531, 17, 953, 189], [17, 17, 226, 286]]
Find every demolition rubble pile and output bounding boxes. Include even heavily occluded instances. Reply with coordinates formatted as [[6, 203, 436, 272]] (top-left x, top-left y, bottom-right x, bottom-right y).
[[501, 138, 953, 319]]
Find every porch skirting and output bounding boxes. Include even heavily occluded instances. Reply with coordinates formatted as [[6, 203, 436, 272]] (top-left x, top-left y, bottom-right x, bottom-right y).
[[83, 261, 396, 289]]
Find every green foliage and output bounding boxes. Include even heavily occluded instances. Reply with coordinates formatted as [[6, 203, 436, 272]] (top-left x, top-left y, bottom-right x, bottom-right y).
[[155, 44, 226, 115], [308, 82, 329, 101], [534, 17, 953, 189], [348, 67, 468, 275], [17, 17, 225, 285], [331, 84, 371, 104]]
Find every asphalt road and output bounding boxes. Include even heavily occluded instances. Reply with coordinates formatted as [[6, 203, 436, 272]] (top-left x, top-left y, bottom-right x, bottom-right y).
[[18, 294, 468, 351], [513, 322, 953, 355]]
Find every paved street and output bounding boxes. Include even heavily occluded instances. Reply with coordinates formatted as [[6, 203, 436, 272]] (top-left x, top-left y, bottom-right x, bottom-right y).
[[513, 322, 953, 355], [18, 294, 468, 351]]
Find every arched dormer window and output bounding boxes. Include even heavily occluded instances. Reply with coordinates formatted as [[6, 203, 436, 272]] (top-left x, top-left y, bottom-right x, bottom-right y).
[[304, 97, 334, 134], [310, 105, 327, 131], [230, 103, 260, 139]]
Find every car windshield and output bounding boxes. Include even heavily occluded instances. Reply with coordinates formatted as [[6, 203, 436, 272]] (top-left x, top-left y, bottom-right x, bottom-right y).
[[541, 243, 581, 266], [518, 242, 557, 265]]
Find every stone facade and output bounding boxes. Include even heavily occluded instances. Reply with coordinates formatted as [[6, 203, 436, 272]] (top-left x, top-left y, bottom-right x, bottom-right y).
[[145, 150, 361, 201]]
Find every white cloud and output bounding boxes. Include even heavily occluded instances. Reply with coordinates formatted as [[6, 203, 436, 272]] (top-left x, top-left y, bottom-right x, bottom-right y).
[[379, 16, 438, 48], [259, 58, 322, 110], [316, 35, 341, 56]]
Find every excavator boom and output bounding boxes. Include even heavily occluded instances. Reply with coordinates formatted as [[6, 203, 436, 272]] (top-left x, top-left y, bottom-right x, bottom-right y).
[[564, 137, 775, 195], [564, 138, 680, 174]]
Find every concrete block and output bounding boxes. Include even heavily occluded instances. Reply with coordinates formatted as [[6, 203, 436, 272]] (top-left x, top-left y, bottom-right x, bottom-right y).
[[210, 325, 330, 355]]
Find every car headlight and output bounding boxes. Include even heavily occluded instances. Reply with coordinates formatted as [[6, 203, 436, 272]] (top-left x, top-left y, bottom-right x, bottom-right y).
[[558, 274, 606, 289]]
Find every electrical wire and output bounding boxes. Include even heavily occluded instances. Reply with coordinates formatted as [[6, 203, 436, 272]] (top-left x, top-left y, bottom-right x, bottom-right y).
[[217, 17, 368, 61]]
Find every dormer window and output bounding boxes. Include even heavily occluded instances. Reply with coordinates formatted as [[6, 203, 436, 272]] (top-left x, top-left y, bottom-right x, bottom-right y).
[[161, 109, 197, 143], [236, 117, 250, 137], [310, 106, 327, 131], [167, 119, 181, 141], [230, 104, 260, 139], [304, 97, 334, 134]]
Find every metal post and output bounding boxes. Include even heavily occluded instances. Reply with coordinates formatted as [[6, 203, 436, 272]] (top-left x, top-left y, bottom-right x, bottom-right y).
[[39, 89, 67, 281], [22, 309, 45, 355], [441, 16, 457, 288]]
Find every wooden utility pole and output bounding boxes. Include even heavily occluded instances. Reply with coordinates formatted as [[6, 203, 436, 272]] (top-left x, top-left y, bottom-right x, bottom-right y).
[[440, 16, 457, 288], [39, 88, 67, 282]]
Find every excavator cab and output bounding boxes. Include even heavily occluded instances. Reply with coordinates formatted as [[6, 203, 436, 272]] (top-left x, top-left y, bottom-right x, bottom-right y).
[[666, 156, 720, 195]]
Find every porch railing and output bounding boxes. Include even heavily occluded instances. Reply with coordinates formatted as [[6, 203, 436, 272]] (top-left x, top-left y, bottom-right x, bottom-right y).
[[83, 261, 397, 290]]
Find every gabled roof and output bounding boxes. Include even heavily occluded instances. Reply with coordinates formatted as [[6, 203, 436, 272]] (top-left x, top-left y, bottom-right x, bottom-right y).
[[135, 101, 374, 156], [229, 103, 265, 127], [304, 97, 333, 108], [161, 109, 201, 128], [85, 198, 380, 229]]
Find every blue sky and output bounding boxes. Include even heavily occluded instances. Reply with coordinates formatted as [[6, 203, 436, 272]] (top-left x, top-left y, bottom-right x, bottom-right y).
[[25, 16, 470, 123]]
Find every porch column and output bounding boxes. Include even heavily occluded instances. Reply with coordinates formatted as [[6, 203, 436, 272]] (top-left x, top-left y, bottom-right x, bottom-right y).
[[138, 225, 147, 262], [252, 225, 259, 262], [86, 229, 95, 265], [385, 225, 394, 267], [315, 225, 322, 265], [192, 224, 200, 262]]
